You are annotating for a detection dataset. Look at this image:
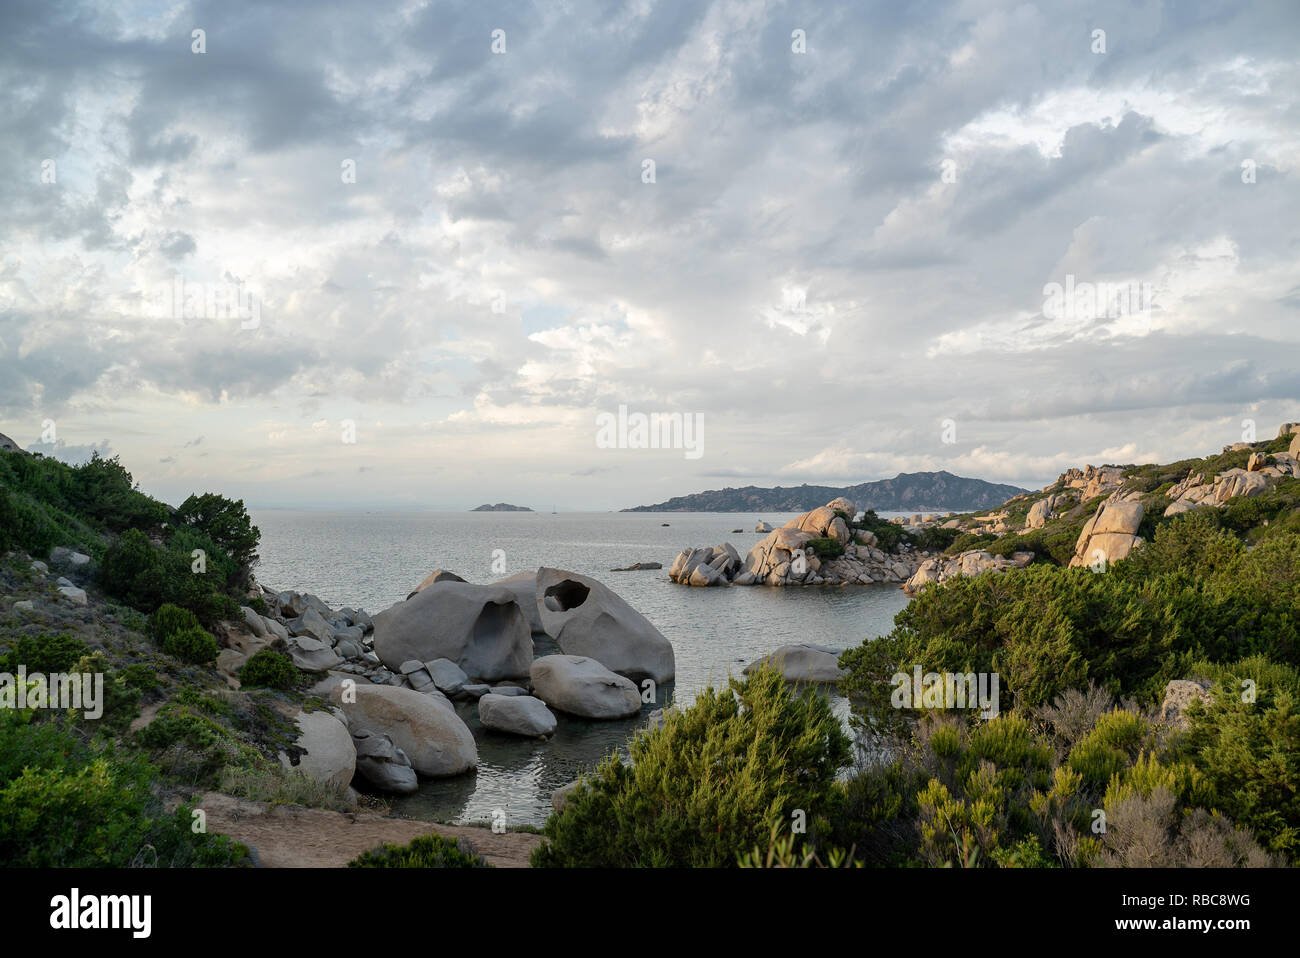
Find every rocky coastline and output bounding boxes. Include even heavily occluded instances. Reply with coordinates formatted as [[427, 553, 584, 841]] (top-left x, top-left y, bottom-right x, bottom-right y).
[[222, 565, 676, 797], [667, 496, 932, 588]]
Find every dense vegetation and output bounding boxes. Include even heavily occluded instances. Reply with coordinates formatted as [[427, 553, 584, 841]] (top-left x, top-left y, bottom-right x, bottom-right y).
[[533, 666, 851, 867], [0, 447, 307, 867], [834, 505, 1300, 866]]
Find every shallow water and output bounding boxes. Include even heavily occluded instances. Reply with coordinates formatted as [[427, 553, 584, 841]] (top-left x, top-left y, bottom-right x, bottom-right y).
[[252, 509, 911, 826]]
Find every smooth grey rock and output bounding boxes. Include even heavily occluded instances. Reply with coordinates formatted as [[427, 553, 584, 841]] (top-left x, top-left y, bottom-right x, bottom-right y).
[[29, 561, 48, 575], [262, 615, 289, 641], [49, 547, 90, 568], [241, 606, 268, 637], [335, 639, 365, 659], [425, 657, 469, 694], [459, 684, 491, 699], [330, 684, 476, 777], [478, 693, 557, 737], [13, 600, 35, 613], [286, 635, 343, 673], [57, 585, 88, 606], [279, 710, 356, 789], [536, 567, 675, 683], [530, 655, 642, 720], [351, 730, 419, 794], [744, 644, 846, 683], [399, 659, 427, 675], [487, 684, 527, 696], [288, 607, 334, 644], [373, 580, 532, 681]]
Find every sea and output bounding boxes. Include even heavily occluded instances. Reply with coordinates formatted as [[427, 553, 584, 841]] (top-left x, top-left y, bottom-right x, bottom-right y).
[[250, 509, 913, 827]]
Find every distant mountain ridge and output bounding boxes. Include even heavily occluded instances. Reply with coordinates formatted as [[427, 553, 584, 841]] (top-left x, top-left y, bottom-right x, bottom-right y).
[[621, 471, 1029, 513]]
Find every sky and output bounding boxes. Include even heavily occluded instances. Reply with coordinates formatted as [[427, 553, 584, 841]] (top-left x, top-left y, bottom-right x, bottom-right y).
[[1, 0, 1298, 510]]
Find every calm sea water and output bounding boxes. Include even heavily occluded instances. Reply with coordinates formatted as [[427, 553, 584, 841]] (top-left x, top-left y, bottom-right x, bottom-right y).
[[251, 509, 912, 826]]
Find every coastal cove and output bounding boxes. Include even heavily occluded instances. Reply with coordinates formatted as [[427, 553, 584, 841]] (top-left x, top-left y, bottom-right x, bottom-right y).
[[251, 509, 912, 826]]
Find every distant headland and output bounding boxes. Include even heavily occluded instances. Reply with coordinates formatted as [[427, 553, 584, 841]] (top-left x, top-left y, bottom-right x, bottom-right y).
[[471, 503, 533, 512]]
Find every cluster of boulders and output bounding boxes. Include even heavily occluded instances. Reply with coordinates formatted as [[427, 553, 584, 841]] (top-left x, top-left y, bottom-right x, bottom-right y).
[[903, 549, 1036, 596], [22, 548, 94, 606], [235, 566, 673, 795], [1163, 436, 1299, 517], [669, 497, 926, 588]]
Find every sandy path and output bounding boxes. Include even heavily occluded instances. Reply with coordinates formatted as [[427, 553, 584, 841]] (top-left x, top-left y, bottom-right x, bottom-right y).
[[196, 792, 544, 868]]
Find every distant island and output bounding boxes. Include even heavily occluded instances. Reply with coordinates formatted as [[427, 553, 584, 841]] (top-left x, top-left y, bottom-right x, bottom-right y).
[[471, 502, 534, 512], [622, 471, 1029, 513]]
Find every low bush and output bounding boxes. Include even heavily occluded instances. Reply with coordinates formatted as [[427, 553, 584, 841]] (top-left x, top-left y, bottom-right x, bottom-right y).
[[237, 649, 299, 690], [532, 665, 851, 867], [348, 833, 491, 868]]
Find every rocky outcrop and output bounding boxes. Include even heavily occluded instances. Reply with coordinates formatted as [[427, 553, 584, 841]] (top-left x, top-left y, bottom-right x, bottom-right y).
[[1069, 501, 1144, 569], [670, 498, 924, 588], [530, 655, 642, 720], [478, 693, 557, 737], [1053, 465, 1125, 501], [330, 684, 477, 778], [373, 580, 532, 681], [280, 710, 356, 789], [536, 567, 675, 683], [744, 644, 846, 683], [904, 549, 1035, 595], [1162, 460, 1294, 517]]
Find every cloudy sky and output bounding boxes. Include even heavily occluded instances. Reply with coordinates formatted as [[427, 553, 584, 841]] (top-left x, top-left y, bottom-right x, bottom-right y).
[[2, 0, 1298, 510]]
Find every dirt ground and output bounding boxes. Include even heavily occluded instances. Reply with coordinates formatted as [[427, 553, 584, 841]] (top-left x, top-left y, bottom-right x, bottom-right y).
[[196, 791, 544, 868]]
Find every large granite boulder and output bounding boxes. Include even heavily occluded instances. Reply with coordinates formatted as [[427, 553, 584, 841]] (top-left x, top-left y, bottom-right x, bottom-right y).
[[279, 710, 355, 789], [373, 580, 532, 680], [478, 693, 557, 737], [1069, 501, 1144, 569], [493, 571, 546, 633], [530, 655, 642, 719], [535, 567, 675, 683], [287, 607, 334, 644], [330, 684, 476, 777], [744, 644, 846, 683]]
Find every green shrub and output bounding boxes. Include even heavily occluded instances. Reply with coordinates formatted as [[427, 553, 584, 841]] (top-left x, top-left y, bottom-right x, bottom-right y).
[[0, 710, 246, 867], [173, 492, 261, 580], [532, 665, 850, 868], [348, 833, 491, 868], [854, 510, 907, 551], [805, 537, 844, 559], [101, 529, 165, 611], [237, 649, 299, 689], [1180, 659, 1300, 862], [161, 625, 218, 665], [150, 603, 202, 642], [0, 633, 88, 673], [247, 596, 269, 616]]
